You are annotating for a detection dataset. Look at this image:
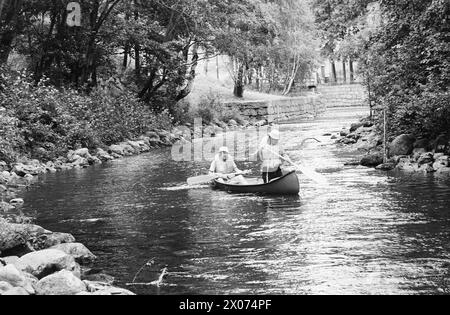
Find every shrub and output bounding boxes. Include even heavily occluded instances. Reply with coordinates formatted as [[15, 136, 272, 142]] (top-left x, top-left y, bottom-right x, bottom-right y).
[[0, 70, 175, 161], [192, 93, 245, 125], [0, 110, 24, 163]]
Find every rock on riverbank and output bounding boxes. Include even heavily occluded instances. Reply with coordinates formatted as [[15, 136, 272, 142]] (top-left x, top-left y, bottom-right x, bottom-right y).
[[0, 219, 134, 296], [336, 118, 450, 176]]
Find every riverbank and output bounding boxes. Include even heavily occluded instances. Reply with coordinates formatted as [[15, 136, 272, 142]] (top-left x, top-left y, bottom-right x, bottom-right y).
[[333, 117, 450, 177], [0, 113, 265, 295]]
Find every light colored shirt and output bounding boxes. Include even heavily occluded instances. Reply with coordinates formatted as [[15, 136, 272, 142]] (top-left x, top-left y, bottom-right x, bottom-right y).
[[258, 143, 285, 172], [209, 155, 240, 175]]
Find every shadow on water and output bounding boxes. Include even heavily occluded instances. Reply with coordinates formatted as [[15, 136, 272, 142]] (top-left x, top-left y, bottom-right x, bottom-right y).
[[20, 108, 450, 295]]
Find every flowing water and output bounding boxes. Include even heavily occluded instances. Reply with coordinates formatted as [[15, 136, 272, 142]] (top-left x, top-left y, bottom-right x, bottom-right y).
[[21, 107, 450, 295]]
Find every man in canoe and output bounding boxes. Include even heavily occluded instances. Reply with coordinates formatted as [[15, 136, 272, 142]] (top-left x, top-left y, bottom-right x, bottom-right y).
[[209, 147, 249, 184], [258, 129, 289, 183]]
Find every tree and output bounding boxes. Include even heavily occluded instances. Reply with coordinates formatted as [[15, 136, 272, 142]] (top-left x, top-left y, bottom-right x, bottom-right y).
[[312, 0, 372, 82]]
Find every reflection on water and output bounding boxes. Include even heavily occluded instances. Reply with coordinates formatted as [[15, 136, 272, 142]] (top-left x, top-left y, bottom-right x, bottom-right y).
[[21, 108, 450, 295]]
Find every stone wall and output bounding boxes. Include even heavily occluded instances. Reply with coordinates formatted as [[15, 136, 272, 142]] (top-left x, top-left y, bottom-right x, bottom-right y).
[[225, 94, 326, 123], [317, 84, 368, 108]]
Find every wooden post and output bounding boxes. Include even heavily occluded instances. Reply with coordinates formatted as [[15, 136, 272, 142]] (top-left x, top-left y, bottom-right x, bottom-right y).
[[383, 108, 388, 163], [216, 55, 220, 80]]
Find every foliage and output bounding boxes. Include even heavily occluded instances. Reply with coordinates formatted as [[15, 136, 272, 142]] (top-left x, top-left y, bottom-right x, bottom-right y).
[[363, 0, 450, 138], [195, 93, 224, 125], [215, 0, 319, 95], [314, 0, 450, 139], [0, 69, 171, 161]]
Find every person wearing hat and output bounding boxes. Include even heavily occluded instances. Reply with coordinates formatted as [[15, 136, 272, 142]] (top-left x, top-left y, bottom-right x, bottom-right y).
[[209, 147, 248, 183], [258, 129, 288, 183]]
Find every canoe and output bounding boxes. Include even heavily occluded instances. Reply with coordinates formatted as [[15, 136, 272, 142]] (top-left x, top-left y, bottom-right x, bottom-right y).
[[212, 171, 300, 195]]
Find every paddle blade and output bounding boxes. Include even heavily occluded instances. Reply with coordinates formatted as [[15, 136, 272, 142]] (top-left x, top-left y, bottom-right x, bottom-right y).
[[296, 165, 328, 185], [187, 174, 217, 186]]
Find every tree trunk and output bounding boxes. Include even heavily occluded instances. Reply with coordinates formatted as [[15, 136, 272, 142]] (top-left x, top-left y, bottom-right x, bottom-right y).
[[331, 60, 337, 84], [283, 56, 299, 95], [176, 43, 199, 101], [256, 67, 261, 91], [342, 60, 347, 84], [135, 43, 141, 78], [349, 59, 355, 83], [123, 43, 130, 69], [0, 0, 24, 64], [233, 63, 244, 98]]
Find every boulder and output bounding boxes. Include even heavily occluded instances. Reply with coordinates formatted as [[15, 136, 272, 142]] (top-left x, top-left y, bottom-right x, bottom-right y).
[[0, 281, 14, 294], [0, 171, 10, 185], [0, 256, 19, 266], [414, 139, 431, 150], [11, 163, 43, 177], [340, 130, 349, 137], [389, 134, 416, 157], [109, 144, 125, 156], [361, 153, 384, 167], [417, 153, 435, 166], [83, 273, 115, 285], [89, 287, 135, 296], [35, 270, 87, 296], [395, 157, 416, 172], [436, 167, 450, 176], [413, 148, 427, 161], [87, 156, 102, 165], [71, 157, 89, 168], [2, 287, 30, 295], [433, 134, 450, 153], [50, 243, 96, 264], [355, 132, 382, 151], [15, 249, 80, 279], [73, 148, 90, 158], [0, 201, 14, 212], [95, 148, 114, 162], [0, 161, 7, 172], [83, 280, 112, 293], [0, 264, 35, 294], [350, 122, 364, 133], [127, 141, 142, 153], [228, 119, 238, 127], [0, 220, 50, 254], [433, 156, 450, 171], [9, 198, 24, 208], [376, 163, 396, 171], [417, 163, 436, 174], [35, 232, 76, 250], [45, 161, 57, 173], [342, 138, 357, 145]]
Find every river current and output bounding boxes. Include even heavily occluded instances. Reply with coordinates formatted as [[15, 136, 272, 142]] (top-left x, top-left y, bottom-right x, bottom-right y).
[[21, 107, 450, 295]]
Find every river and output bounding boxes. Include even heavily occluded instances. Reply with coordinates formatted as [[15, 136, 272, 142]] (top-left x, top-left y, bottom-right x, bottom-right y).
[[20, 107, 450, 295]]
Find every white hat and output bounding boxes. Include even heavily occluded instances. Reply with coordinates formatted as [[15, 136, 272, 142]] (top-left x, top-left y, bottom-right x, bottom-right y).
[[269, 130, 280, 140], [219, 146, 230, 153]]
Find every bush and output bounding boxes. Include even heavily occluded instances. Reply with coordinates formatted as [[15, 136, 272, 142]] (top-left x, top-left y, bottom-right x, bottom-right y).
[[386, 92, 450, 140], [0, 70, 175, 161], [191, 93, 245, 125], [220, 107, 245, 125], [195, 93, 224, 125], [0, 110, 24, 163]]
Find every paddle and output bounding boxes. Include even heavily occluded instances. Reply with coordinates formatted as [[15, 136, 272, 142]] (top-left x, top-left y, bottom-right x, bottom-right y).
[[187, 170, 251, 186], [187, 174, 218, 186], [265, 147, 328, 185]]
